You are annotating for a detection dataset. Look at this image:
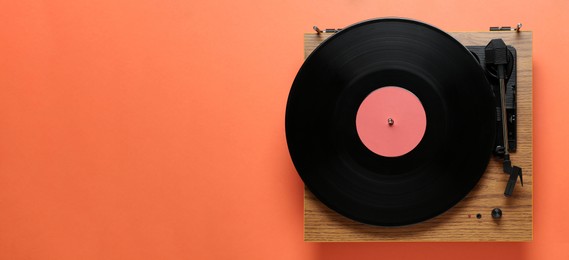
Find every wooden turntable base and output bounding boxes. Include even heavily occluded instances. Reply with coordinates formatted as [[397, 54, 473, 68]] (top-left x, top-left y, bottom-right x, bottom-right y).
[[303, 31, 533, 242]]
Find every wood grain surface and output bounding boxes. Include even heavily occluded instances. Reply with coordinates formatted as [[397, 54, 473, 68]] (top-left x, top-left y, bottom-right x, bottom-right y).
[[303, 31, 533, 242]]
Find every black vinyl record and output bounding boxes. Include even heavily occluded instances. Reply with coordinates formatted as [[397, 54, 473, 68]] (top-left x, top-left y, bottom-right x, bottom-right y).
[[285, 18, 496, 226]]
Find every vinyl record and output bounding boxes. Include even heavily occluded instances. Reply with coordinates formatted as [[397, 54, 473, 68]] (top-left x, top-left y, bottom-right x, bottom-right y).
[[285, 18, 496, 226]]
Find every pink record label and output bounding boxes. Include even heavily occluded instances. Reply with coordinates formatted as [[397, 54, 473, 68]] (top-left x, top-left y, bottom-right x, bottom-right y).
[[356, 86, 427, 157]]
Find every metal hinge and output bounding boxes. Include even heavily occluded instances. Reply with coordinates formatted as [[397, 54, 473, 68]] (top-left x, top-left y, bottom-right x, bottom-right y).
[[313, 26, 341, 34], [490, 23, 523, 32]]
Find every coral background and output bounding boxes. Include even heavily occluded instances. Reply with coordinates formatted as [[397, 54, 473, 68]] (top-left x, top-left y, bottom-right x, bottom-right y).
[[1, 1, 568, 259]]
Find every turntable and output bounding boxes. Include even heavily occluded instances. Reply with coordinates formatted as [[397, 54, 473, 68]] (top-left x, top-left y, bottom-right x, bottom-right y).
[[285, 18, 532, 241]]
